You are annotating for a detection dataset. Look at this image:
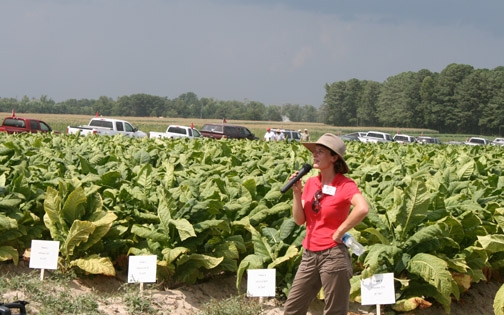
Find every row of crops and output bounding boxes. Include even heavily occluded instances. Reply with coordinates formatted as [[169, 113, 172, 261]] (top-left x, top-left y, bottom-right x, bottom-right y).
[[0, 133, 503, 313]]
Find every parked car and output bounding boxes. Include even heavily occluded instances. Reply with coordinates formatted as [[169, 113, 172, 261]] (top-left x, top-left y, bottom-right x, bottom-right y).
[[200, 123, 258, 140], [464, 137, 490, 146], [149, 125, 202, 139], [417, 136, 441, 144], [358, 131, 393, 143], [393, 134, 417, 144], [340, 132, 367, 141], [274, 129, 301, 142], [490, 138, 504, 146], [66, 117, 147, 138], [0, 111, 58, 134]]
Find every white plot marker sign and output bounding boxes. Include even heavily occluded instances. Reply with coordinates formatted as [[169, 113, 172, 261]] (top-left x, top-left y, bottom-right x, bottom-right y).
[[247, 269, 276, 297], [29, 240, 60, 280]]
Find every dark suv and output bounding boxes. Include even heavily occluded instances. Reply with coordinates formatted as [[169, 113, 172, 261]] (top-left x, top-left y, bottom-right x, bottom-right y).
[[200, 123, 258, 140]]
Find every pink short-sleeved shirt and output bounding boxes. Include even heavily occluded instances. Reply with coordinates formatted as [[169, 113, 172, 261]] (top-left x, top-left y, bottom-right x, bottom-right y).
[[301, 173, 361, 251]]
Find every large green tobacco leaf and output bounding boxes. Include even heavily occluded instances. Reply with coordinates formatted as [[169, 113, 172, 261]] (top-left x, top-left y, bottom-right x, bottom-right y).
[[236, 254, 265, 291], [161, 246, 190, 265], [249, 202, 291, 225], [456, 160, 475, 181], [278, 218, 298, 241], [407, 253, 459, 313], [0, 245, 18, 265], [362, 243, 402, 278], [134, 163, 156, 201], [477, 234, 504, 254], [175, 254, 224, 284], [387, 179, 430, 241], [62, 220, 96, 258], [61, 186, 88, 225], [269, 245, 298, 269], [79, 211, 117, 252], [495, 207, 504, 233], [457, 210, 488, 243], [78, 155, 97, 175], [130, 224, 170, 243], [438, 216, 465, 244], [70, 254, 115, 276], [192, 219, 228, 233], [157, 197, 196, 241], [250, 225, 273, 260], [43, 186, 66, 240], [0, 214, 17, 233], [494, 283, 504, 315], [0, 197, 23, 212], [402, 223, 448, 255]]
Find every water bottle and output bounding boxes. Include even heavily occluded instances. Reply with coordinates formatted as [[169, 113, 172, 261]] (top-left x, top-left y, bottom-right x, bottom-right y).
[[342, 233, 365, 256]]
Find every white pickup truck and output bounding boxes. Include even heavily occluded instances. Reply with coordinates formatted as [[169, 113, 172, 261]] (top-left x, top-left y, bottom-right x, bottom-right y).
[[464, 137, 490, 146], [149, 125, 202, 139], [358, 131, 393, 143], [66, 117, 147, 138]]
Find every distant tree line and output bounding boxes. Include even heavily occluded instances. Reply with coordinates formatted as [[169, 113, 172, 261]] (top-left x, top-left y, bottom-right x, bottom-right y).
[[1, 63, 503, 135], [322, 63, 504, 135], [0, 92, 318, 123]]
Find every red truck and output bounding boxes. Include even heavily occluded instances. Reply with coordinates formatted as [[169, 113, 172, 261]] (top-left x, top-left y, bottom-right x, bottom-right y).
[[0, 111, 58, 134]]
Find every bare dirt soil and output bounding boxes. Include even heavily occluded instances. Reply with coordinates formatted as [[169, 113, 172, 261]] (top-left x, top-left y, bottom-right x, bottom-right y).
[[1, 262, 501, 315]]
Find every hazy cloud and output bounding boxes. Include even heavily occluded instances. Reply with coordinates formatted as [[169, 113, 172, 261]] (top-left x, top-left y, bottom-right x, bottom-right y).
[[1, 0, 503, 107]]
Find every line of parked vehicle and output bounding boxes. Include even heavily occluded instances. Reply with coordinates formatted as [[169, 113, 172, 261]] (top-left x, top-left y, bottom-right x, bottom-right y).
[[340, 131, 504, 146], [2, 112, 502, 146], [0, 112, 262, 140], [66, 118, 265, 140], [1, 113, 303, 142]]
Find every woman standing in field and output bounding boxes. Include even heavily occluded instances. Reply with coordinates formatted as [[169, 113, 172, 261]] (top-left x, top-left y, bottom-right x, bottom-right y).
[[283, 133, 369, 315]]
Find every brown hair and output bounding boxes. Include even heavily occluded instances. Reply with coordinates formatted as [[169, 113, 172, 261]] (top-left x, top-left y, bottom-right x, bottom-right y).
[[324, 145, 348, 174]]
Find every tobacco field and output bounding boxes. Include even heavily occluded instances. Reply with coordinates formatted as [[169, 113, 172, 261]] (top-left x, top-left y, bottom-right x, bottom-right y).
[[0, 132, 503, 313]]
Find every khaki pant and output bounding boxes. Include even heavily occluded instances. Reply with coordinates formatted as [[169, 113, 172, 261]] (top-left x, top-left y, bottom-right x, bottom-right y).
[[283, 244, 353, 315]]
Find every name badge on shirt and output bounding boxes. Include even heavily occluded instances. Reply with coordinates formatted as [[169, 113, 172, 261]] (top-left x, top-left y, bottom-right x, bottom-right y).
[[322, 185, 336, 196]]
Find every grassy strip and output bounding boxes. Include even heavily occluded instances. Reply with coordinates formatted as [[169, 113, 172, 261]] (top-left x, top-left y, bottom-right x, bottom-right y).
[[197, 295, 266, 315], [0, 270, 159, 314], [0, 268, 266, 315]]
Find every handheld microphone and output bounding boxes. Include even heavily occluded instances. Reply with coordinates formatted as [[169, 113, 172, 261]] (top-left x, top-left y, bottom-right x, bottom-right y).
[[280, 164, 312, 194]]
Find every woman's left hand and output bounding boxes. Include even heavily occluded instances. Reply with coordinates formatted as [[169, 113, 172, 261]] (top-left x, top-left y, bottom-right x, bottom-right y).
[[332, 231, 344, 243]]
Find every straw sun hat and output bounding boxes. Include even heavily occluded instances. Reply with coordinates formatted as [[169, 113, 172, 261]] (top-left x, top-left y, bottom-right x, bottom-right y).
[[302, 133, 349, 173]]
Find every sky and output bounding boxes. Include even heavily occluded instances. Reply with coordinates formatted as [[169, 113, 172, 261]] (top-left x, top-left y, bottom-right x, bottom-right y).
[[1, 0, 503, 107]]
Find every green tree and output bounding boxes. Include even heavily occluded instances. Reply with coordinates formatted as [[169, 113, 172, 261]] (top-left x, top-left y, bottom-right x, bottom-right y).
[[343, 79, 362, 126], [246, 101, 266, 121], [454, 69, 491, 134], [174, 92, 200, 118], [299, 104, 319, 123], [432, 63, 474, 132], [92, 96, 116, 116], [377, 72, 421, 128], [479, 67, 504, 135], [0, 98, 19, 113], [420, 75, 437, 129], [263, 105, 282, 121], [357, 80, 380, 127], [323, 81, 346, 126], [114, 94, 165, 117], [281, 104, 302, 122]]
